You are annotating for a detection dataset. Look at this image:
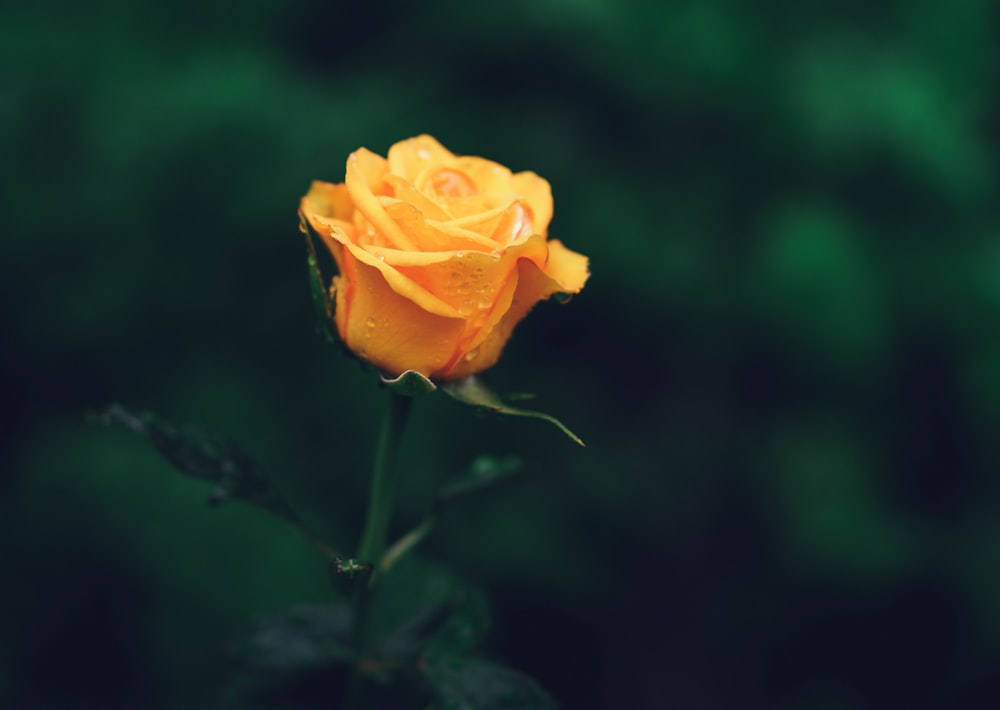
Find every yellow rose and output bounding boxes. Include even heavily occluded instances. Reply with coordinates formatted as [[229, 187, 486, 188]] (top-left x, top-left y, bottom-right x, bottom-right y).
[[299, 135, 589, 380]]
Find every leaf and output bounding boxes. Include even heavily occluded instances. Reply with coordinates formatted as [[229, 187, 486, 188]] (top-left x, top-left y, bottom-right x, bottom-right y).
[[425, 656, 557, 710], [243, 602, 356, 671], [381, 369, 438, 397], [219, 602, 356, 710], [440, 377, 584, 447], [92, 404, 302, 526]]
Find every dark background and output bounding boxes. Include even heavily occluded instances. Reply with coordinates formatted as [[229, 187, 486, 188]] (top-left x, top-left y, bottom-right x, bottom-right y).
[[3, 0, 999, 708]]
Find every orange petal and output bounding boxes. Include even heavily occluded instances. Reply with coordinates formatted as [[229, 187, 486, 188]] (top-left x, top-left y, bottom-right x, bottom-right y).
[[302, 180, 355, 222], [384, 201, 497, 252], [345, 148, 418, 251], [336, 254, 466, 378], [451, 156, 515, 195], [541, 239, 590, 293], [386, 135, 456, 181], [511, 171, 553, 235], [323, 223, 462, 319], [441, 254, 566, 380]]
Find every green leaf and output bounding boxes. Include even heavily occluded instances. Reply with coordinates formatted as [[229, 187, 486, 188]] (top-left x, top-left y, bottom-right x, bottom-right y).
[[440, 377, 584, 447], [381, 369, 438, 397], [425, 656, 557, 710], [243, 602, 356, 670], [92, 404, 302, 526], [300, 212, 339, 346]]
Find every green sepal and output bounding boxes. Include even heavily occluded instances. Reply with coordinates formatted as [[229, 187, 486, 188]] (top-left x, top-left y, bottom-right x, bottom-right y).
[[424, 656, 557, 710], [299, 211, 339, 346], [380, 369, 437, 397], [441, 376, 585, 447], [92, 404, 304, 525]]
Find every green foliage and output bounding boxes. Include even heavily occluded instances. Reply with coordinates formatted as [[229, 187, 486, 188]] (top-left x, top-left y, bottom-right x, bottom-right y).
[[424, 657, 556, 710], [220, 556, 550, 710], [92, 404, 302, 525]]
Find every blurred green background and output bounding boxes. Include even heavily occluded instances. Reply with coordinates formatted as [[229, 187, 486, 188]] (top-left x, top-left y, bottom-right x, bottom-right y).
[[3, 0, 999, 707]]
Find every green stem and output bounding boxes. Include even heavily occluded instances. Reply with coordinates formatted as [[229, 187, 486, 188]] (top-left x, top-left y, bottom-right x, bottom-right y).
[[356, 391, 412, 569]]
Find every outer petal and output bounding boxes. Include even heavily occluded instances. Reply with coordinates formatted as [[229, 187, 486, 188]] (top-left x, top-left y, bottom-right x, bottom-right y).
[[511, 171, 553, 235], [441, 254, 571, 379], [335, 254, 466, 378], [540, 239, 589, 293], [302, 180, 355, 222]]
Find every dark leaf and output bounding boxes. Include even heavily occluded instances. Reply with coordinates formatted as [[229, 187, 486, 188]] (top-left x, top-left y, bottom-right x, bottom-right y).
[[425, 656, 557, 710], [92, 404, 301, 525], [219, 602, 355, 710]]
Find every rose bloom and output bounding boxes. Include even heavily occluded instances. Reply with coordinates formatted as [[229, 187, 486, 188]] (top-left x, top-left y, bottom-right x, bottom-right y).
[[299, 135, 589, 380]]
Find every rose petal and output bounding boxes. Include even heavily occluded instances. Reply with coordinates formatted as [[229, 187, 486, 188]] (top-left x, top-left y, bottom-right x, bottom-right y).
[[323, 223, 462, 319], [451, 156, 515, 194], [511, 171, 553, 235], [302, 180, 355, 222], [345, 148, 419, 251], [541, 239, 590, 293], [386, 135, 456, 181], [441, 254, 568, 379], [335, 256, 466, 378], [385, 202, 497, 252]]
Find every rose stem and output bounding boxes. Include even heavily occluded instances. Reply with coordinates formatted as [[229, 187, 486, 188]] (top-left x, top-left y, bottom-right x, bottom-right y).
[[356, 389, 413, 573]]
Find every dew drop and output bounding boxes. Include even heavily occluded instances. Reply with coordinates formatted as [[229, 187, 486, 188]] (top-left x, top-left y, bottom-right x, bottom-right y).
[[455, 251, 465, 259], [478, 295, 493, 309], [463, 346, 480, 362], [457, 282, 472, 295], [366, 316, 376, 329], [459, 299, 475, 316]]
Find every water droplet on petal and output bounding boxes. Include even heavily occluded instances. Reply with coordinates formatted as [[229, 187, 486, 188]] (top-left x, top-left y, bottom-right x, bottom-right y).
[[459, 300, 475, 316], [478, 295, 493, 309], [458, 282, 472, 295], [455, 251, 465, 259], [463, 347, 480, 362], [366, 316, 377, 328]]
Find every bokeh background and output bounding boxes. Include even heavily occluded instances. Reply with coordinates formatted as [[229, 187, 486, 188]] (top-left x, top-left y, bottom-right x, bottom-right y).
[[3, 0, 999, 707]]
